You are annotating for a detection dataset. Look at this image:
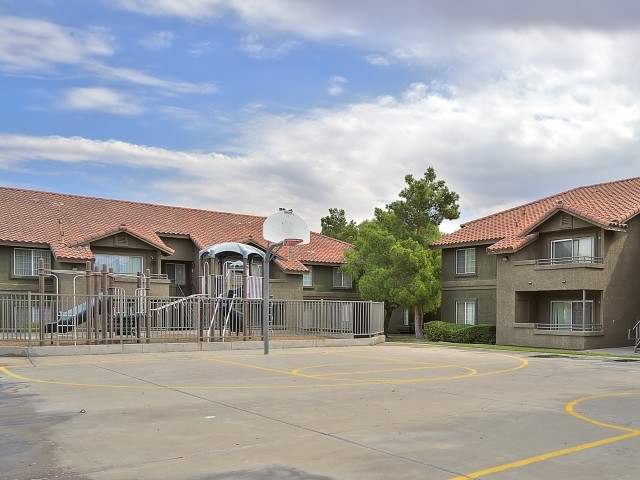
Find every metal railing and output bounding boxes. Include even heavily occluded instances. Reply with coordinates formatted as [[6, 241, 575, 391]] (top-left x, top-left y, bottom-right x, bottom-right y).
[[536, 256, 603, 266], [629, 320, 640, 353], [0, 293, 383, 346], [535, 322, 603, 332]]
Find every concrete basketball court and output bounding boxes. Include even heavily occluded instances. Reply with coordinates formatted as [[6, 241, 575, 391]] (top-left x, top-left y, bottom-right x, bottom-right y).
[[1, 343, 639, 480]]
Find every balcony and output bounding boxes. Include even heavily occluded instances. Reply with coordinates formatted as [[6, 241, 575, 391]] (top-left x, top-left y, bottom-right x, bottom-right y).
[[535, 256, 603, 267], [512, 257, 605, 291], [535, 322, 603, 333]]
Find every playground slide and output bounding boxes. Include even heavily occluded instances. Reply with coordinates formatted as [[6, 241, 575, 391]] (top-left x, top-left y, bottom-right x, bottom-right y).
[[45, 302, 89, 333], [45, 296, 139, 335]]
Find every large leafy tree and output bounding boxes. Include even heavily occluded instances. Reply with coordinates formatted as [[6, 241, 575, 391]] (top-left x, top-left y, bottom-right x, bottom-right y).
[[320, 208, 359, 243], [344, 167, 459, 338]]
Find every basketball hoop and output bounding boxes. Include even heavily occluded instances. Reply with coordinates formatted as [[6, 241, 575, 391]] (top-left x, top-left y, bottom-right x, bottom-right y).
[[262, 210, 310, 355], [282, 238, 303, 247]]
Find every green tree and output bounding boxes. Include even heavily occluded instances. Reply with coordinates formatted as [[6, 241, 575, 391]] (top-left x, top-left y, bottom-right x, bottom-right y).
[[344, 168, 459, 338], [320, 208, 358, 243]]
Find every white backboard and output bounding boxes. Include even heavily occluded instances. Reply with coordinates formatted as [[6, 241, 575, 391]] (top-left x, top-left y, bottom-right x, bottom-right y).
[[263, 210, 310, 245]]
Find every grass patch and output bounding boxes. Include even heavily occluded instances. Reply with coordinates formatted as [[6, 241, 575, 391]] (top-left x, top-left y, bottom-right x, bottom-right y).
[[385, 336, 638, 358]]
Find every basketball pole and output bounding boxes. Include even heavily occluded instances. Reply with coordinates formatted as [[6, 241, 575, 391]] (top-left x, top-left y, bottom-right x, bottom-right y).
[[262, 240, 283, 355]]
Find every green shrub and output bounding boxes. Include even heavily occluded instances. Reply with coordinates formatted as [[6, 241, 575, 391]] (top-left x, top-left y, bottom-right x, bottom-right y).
[[423, 321, 496, 345]]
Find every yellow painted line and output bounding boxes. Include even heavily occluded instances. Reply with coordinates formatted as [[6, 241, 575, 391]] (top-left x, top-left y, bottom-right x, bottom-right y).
[[293, 363, 466, 378], [202, 356, 296, 376], [0, 366, 160, 389], [566, 392, 640, 433], [324, 350, 529, 377], [450, 392, 640, 479], [207, 357, 478, 383], [473, 353, 529, 377], [449, 431, 640, 479], [0, 350, 525, 390]]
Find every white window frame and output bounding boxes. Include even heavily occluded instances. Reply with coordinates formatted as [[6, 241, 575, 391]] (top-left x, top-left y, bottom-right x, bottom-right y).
[[550, 300, 594, 329], [456, 248, 476, 275], [333, 267, 352, 288], [551, 237, 594, 264], [303, 266, 313, 287], [94, 254, 143, 275], [250, 260, 263, 278], [14, 248, 52, 277], [455, 299, 476, 325]]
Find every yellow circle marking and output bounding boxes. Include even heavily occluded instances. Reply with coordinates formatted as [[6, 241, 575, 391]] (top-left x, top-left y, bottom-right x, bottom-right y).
[[0, 350, 526, 390], [450, 392, 640, 479]]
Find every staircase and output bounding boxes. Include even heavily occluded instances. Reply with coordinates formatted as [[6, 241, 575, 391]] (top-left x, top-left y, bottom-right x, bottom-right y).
[[629, 320, 640, 353]]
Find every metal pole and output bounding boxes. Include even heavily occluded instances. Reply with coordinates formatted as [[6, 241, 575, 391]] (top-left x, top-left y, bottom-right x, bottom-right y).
[[263, 241, 283, 355], [582, 289, 586, 331]]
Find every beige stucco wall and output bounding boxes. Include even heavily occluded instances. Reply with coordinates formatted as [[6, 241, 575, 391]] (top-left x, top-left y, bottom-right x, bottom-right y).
[[496, 215, 640, 349]]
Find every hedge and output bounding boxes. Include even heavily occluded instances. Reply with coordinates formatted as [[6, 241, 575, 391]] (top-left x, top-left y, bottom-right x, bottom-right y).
[[423, 321, 496, 345]]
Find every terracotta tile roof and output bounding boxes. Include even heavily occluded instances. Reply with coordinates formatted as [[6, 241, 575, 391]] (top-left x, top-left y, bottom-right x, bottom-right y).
[[432, 177, 640, 253], [0, 187, 351, 267]]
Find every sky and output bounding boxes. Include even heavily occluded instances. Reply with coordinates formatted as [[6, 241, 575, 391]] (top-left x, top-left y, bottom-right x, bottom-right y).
[[1, 1, 640, 233]]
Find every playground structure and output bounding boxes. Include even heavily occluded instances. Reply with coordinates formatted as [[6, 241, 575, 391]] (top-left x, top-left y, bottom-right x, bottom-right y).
[[0, 242, 384, 346]]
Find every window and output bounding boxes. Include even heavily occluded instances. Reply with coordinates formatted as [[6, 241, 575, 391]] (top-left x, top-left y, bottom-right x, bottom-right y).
[[550, 300, 594, 329], [250, 260, 263, 278], [333, 267, 352, 288], [455, 300, 476, 325], [403, 309, 410, 326], [94, 254, 143, 275], [303, 266, 313, 287], [14, 248, 52, 276], [456, 248, 476, 274], [551, 237, 594, 264], [166, 263, 186, 285]]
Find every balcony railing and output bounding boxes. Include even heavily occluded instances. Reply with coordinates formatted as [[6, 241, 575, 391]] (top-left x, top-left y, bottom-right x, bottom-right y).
[[535, 322, 603, 332], [536, 256, 603, 266]]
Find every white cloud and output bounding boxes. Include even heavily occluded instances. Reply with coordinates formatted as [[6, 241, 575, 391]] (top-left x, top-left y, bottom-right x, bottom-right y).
[[0, 15, 215, 99], [187, 41, 212, 56], [60, 87, 144, 115], [365, 54, 390, 66], [327, 76, 348, 96], [86, 64, 217, 95], [0, 15, 113, 72], [238, 33, 298, 59], [139, 31, 175, 49]]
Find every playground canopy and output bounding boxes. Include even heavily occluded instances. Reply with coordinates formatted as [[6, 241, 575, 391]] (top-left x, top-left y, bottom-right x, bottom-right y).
[[198, 242, 265, 260]]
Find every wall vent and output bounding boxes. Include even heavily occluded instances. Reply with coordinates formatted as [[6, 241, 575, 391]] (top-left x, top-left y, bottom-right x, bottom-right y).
[[560, 214, 573, 229], [115, 233, 128, 246]]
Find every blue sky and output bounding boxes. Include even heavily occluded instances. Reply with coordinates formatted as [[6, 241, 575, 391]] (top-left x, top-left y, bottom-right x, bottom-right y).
[[2, 1, 640, 232]]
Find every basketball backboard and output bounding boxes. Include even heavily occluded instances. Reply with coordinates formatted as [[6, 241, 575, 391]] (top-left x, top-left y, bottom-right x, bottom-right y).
[[263, 209, 310, 245]]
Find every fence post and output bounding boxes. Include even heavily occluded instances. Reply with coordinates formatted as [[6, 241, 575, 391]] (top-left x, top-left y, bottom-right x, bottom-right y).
[[320, 299, 324, 338], [93, 265, 100, 342], [145, 269, 151, 343], [28, 291, 32, 351], [101, 264, 108, 342], [38, 258, 45, 346], [85, 261, 92, 344]]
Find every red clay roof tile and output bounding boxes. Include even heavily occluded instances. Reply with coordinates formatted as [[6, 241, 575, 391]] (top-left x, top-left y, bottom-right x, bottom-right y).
[[0, 187, 350, 266]]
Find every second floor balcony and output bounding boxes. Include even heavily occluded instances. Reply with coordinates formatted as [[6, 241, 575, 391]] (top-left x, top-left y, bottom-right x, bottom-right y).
[[535, 256, 603, 267], [511, 256, 605, 291]]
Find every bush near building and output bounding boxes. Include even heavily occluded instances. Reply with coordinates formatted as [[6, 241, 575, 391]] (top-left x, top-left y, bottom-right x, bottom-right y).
[[423, 321, 496, 345]]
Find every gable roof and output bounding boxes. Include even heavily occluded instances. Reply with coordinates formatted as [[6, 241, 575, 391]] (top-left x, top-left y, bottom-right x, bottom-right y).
[[0, 187, 352, 270], [432, 177, 640, 253]]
